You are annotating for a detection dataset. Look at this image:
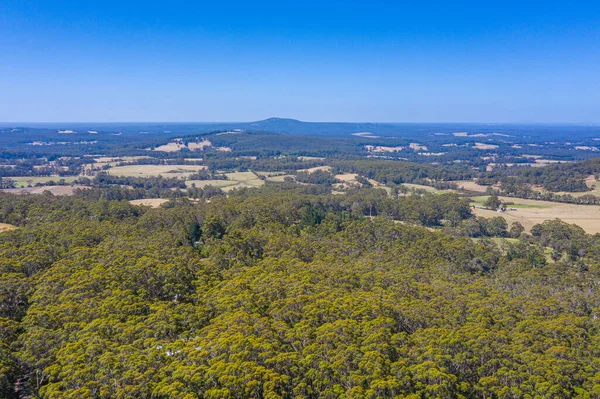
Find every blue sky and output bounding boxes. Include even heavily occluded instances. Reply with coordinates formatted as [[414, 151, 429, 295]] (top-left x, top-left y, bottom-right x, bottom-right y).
[[1, 0, 599, 122]]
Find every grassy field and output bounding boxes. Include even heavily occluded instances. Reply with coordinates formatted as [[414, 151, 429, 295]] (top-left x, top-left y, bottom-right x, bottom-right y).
[[297, 166, 331, 173], [94, 156, 151, 163], [9, 176, 79, 188], [255, 172, 294, 182], [129, 198, 170, 208], [455, 180, 490, 193], [0, 222, 17, 232], [471, 195, 600, 234], [106, 165, 206, 178], [470, 196, 548, 209], [186, 171, 264, 192], [1, 186, 84, 195], [402, 183, 456, 194]]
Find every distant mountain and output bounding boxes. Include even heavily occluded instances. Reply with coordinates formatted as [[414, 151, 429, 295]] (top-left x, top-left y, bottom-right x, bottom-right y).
[[222, 117, 402, 137]]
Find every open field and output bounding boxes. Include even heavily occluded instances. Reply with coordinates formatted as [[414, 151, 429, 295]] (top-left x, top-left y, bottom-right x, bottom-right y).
[[402, 183, 456, 194], [9, 176, 79, 188], [298, 166, 332, 173], [0, 222, 17, 232], [265, 174, 293, 182], [106, 165, 206, 178], [524, 176, 600, 198], [1, 185, 88, 196], [187, 179, 238, 189], [186, 171, 264, 192], [256, 172, 294, 182], [585, 175, 600, 195], [129, 198, 169, 208], [335, 173, 358, 182], [473, 142, 499, 150], [365, 145, 404, 153], [94, 156, 151, 163], [471, 195, 600, 234], [83, 156, 154, 173]]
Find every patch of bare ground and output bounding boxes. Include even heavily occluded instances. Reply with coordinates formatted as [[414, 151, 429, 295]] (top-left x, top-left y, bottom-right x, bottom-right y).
[[298, 166, 332, 173], [0, 223, 17, 232], [129, 199, 170, 208], [0, 186, 89, 196], [471, 196, 600, 234]]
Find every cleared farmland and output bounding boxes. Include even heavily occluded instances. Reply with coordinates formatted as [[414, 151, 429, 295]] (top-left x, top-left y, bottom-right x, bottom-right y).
[[8, 176, 78, 188], [106, 165, 206, 178], [471, 195, 600, 234], [186, 171, 264, 192], [0, 222, 17, 232], [129, 198, 170, 208], [1, 186, 87, 195]]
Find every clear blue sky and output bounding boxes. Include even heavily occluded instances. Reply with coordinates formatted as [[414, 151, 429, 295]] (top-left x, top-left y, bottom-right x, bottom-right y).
[[1, 0, 599, 122]]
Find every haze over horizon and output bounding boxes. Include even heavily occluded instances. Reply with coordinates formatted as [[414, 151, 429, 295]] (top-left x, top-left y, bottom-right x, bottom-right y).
[[1, 1, 599, 123]]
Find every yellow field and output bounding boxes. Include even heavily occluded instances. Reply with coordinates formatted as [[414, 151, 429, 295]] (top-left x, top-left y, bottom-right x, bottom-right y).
[[0, 222, 17, 232], [1, 186, 84, 195], [473, 143, 499, 150], [255, 172, 293, 182], [94, 156, 151, 163], [402, 183, 456, 194], [129, 199, 170, 208], [456, 180, 491, 193], [297, 166, 332, 173], [471, 195, 600, 234], [187, 180, 237, 189], [335, 173, 358, 182], [106, 165, 206, 178], [186, 171, 264, 192]]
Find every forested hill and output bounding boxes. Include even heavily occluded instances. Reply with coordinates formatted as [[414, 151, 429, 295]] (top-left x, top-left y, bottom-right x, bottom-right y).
[[482, 157, 600, 192], [0, 187, 599, 398]]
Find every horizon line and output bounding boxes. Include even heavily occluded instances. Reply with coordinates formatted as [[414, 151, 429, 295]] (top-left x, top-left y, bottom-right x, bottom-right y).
[[1, 120, 600, 126]]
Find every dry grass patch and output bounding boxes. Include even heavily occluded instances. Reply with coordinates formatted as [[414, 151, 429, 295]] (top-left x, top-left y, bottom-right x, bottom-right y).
[[186, 171, 264, 191], [455, 180, 491, 193], [129, 199, 169, 208], [0, 223, 17, 232], [153, 142, 187, 152], [471, 195, 600, 234], [106, 165, 206, 178], [402, 183, 455, 194], [1, 186, 86, 196], [298, 166, 332, 173], [409, 143, 428, 151], [473, 142, 499, 150], [365, 145, 404, 153], [335, 173, 358, 182]]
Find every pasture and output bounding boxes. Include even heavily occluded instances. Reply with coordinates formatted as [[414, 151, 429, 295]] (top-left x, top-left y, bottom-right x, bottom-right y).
[[106, 165, 206, 178], [298, 166, 332, 173], [455, 180, 492, 193], [9, 176, 78, 188], [129, 198, 170, 208], [471, 195, 600, 234], [0, 222, 17, 232], [401, 183, 456, 194], [255, 171, 293, 182], [1, 186, 86, 195], [186, 171, 264, 192]]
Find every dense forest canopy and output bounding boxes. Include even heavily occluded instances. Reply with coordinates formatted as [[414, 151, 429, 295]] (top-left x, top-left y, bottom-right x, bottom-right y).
[[0, 186, 599, 398]]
